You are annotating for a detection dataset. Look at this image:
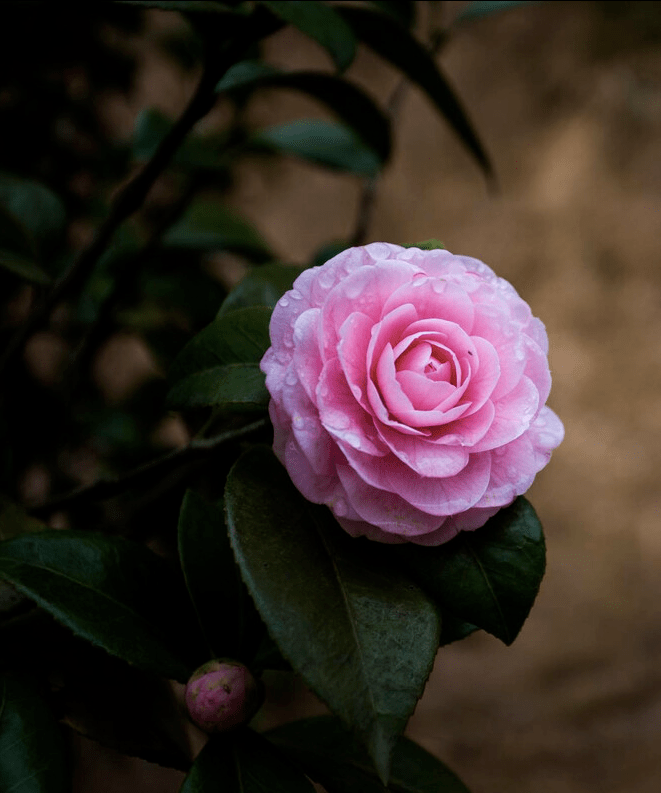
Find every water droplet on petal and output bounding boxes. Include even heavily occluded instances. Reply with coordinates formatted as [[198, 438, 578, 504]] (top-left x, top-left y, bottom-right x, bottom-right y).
[[431, 279, 448, 294], [285, 371, 298, 386], [318, 269, 335, 289], [290, 289, 303, 300], [279, 296, 290, 308]]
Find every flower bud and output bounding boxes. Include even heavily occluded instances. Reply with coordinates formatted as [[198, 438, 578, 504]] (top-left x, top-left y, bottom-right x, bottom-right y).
[[184, 659, 262, 732]]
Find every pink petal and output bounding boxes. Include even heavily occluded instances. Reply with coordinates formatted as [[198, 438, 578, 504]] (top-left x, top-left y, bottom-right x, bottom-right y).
[[336, 464, 447, 536], [317, 358, 387, 457], [470, 375, 539, 452], [372, 423, 470, 476], [461, 336, 500, 414], [320, 261, 418, 359], [426, 400, 495, 448], [381, 277, 475, 331], [291, 308, 323, 404], [337, 311, 373, 410]]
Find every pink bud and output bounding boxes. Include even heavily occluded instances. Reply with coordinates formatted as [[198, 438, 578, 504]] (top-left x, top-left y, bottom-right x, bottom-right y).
[[185, 659, 262, 732]]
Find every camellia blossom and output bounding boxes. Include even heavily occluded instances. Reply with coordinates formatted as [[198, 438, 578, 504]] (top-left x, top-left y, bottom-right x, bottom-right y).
[[260, 243, 564, 545]]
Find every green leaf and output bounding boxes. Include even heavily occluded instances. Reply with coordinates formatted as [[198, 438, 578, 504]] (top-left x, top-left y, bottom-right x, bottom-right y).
[[169, 306, 272, 383], [0, 675, 70, 793], [454, 1, 535, 26], [310, 240, 349, 267], [367, 1, 417, 28], [259, 1, 356, 72], [403, 239, 445, 251], [268, 715, 472, 793], [438, 614, 479, 647], [164, 199, 273, 262], [225, 447, 440, 784], [133, 108, 229, 172], [250, 119, 382, 176], [181, 729, 316, 793], [397, 497, 546, 645], [167, 363, 269, 410], [336, 6, 493, 179], [216, 63, 391, 163], [177, 490, 264, 662], [0, 250, 52, 285], [217, 263, 305, 318], [0, 531, 201, 681], [0, 173, 66, 258]]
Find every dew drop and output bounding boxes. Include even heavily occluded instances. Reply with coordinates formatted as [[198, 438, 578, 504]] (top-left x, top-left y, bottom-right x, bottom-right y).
[[431, 279, 448, 294], [318, 269, 335, 289], [293, 414, 305, 430], [285, 371, 298, 386], [290, 289, 303, 301], [345, 279, 364, 300], [279, 296, 290, 308]]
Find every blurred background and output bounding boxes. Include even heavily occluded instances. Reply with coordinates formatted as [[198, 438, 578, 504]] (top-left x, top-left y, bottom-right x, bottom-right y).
[[2, 1, 661, 791]]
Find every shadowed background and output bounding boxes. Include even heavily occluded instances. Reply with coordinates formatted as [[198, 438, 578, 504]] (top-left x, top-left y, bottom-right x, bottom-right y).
[[3, 2, 661, 792]]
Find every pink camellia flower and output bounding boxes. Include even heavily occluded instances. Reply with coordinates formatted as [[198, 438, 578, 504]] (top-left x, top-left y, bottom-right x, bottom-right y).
[[260, 243, 564, 546]]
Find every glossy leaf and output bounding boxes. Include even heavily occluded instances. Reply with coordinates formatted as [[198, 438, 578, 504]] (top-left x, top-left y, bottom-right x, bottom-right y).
[[397, 497, 546, 645], [164, 199, 272, 262], [250, 119, 382, 176], [168, 363, 268, 410], [438, 614, 479, 647], [454, 1, 535, 25], [268, 716, 472, 793], [216, 64, 391, 163], [225, 447, 440, 784], [337, 5, 492, 179], [181, 729, 315, 793], [260, 1, 356, 72], [0, 531, 200, 681], [217, 263, 304, 318], [169, 306, 272, 383], [0, 675, 70, 793], [178, 490, 264, 662]]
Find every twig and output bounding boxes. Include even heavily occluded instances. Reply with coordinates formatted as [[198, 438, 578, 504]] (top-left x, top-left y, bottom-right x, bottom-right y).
[[28, 418, 269, 517], [0, 62, 225, 380], [349, 28, 448, 248]]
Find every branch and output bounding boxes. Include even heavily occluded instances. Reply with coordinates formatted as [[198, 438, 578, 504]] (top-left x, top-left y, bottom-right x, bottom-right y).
[[0, 61, 225, 380], [29, 418, 269, 517]]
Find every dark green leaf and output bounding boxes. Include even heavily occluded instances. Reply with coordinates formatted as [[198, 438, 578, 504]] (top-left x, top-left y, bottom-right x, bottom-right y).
[[268, 716, 471, 793], [225, 447, 440, 784], [311, 240, 349, 267], [178, 490, 264, 661], [181, 729, 316, 793], [367, 1, 416, 28], [164, 199, 273, 262], [0, 251, 51, 285], [454, 1, 535, 26], [0, 531, 200, 681], [216, 64, 391, 163], [250, 119, 382, 176], [337, 6, 493, 179], [0, 675, 70, 793], [259, 1, 356, 72], [133, 108, 229, 172], [0, 174, 66, 258], [167, 363, 268, 410], [438, 614, 479, 647], [119, 1, 241, 13], [397, 497, 546, 645], [217, 263, 304, 318], [169, 306, 272, 383]]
